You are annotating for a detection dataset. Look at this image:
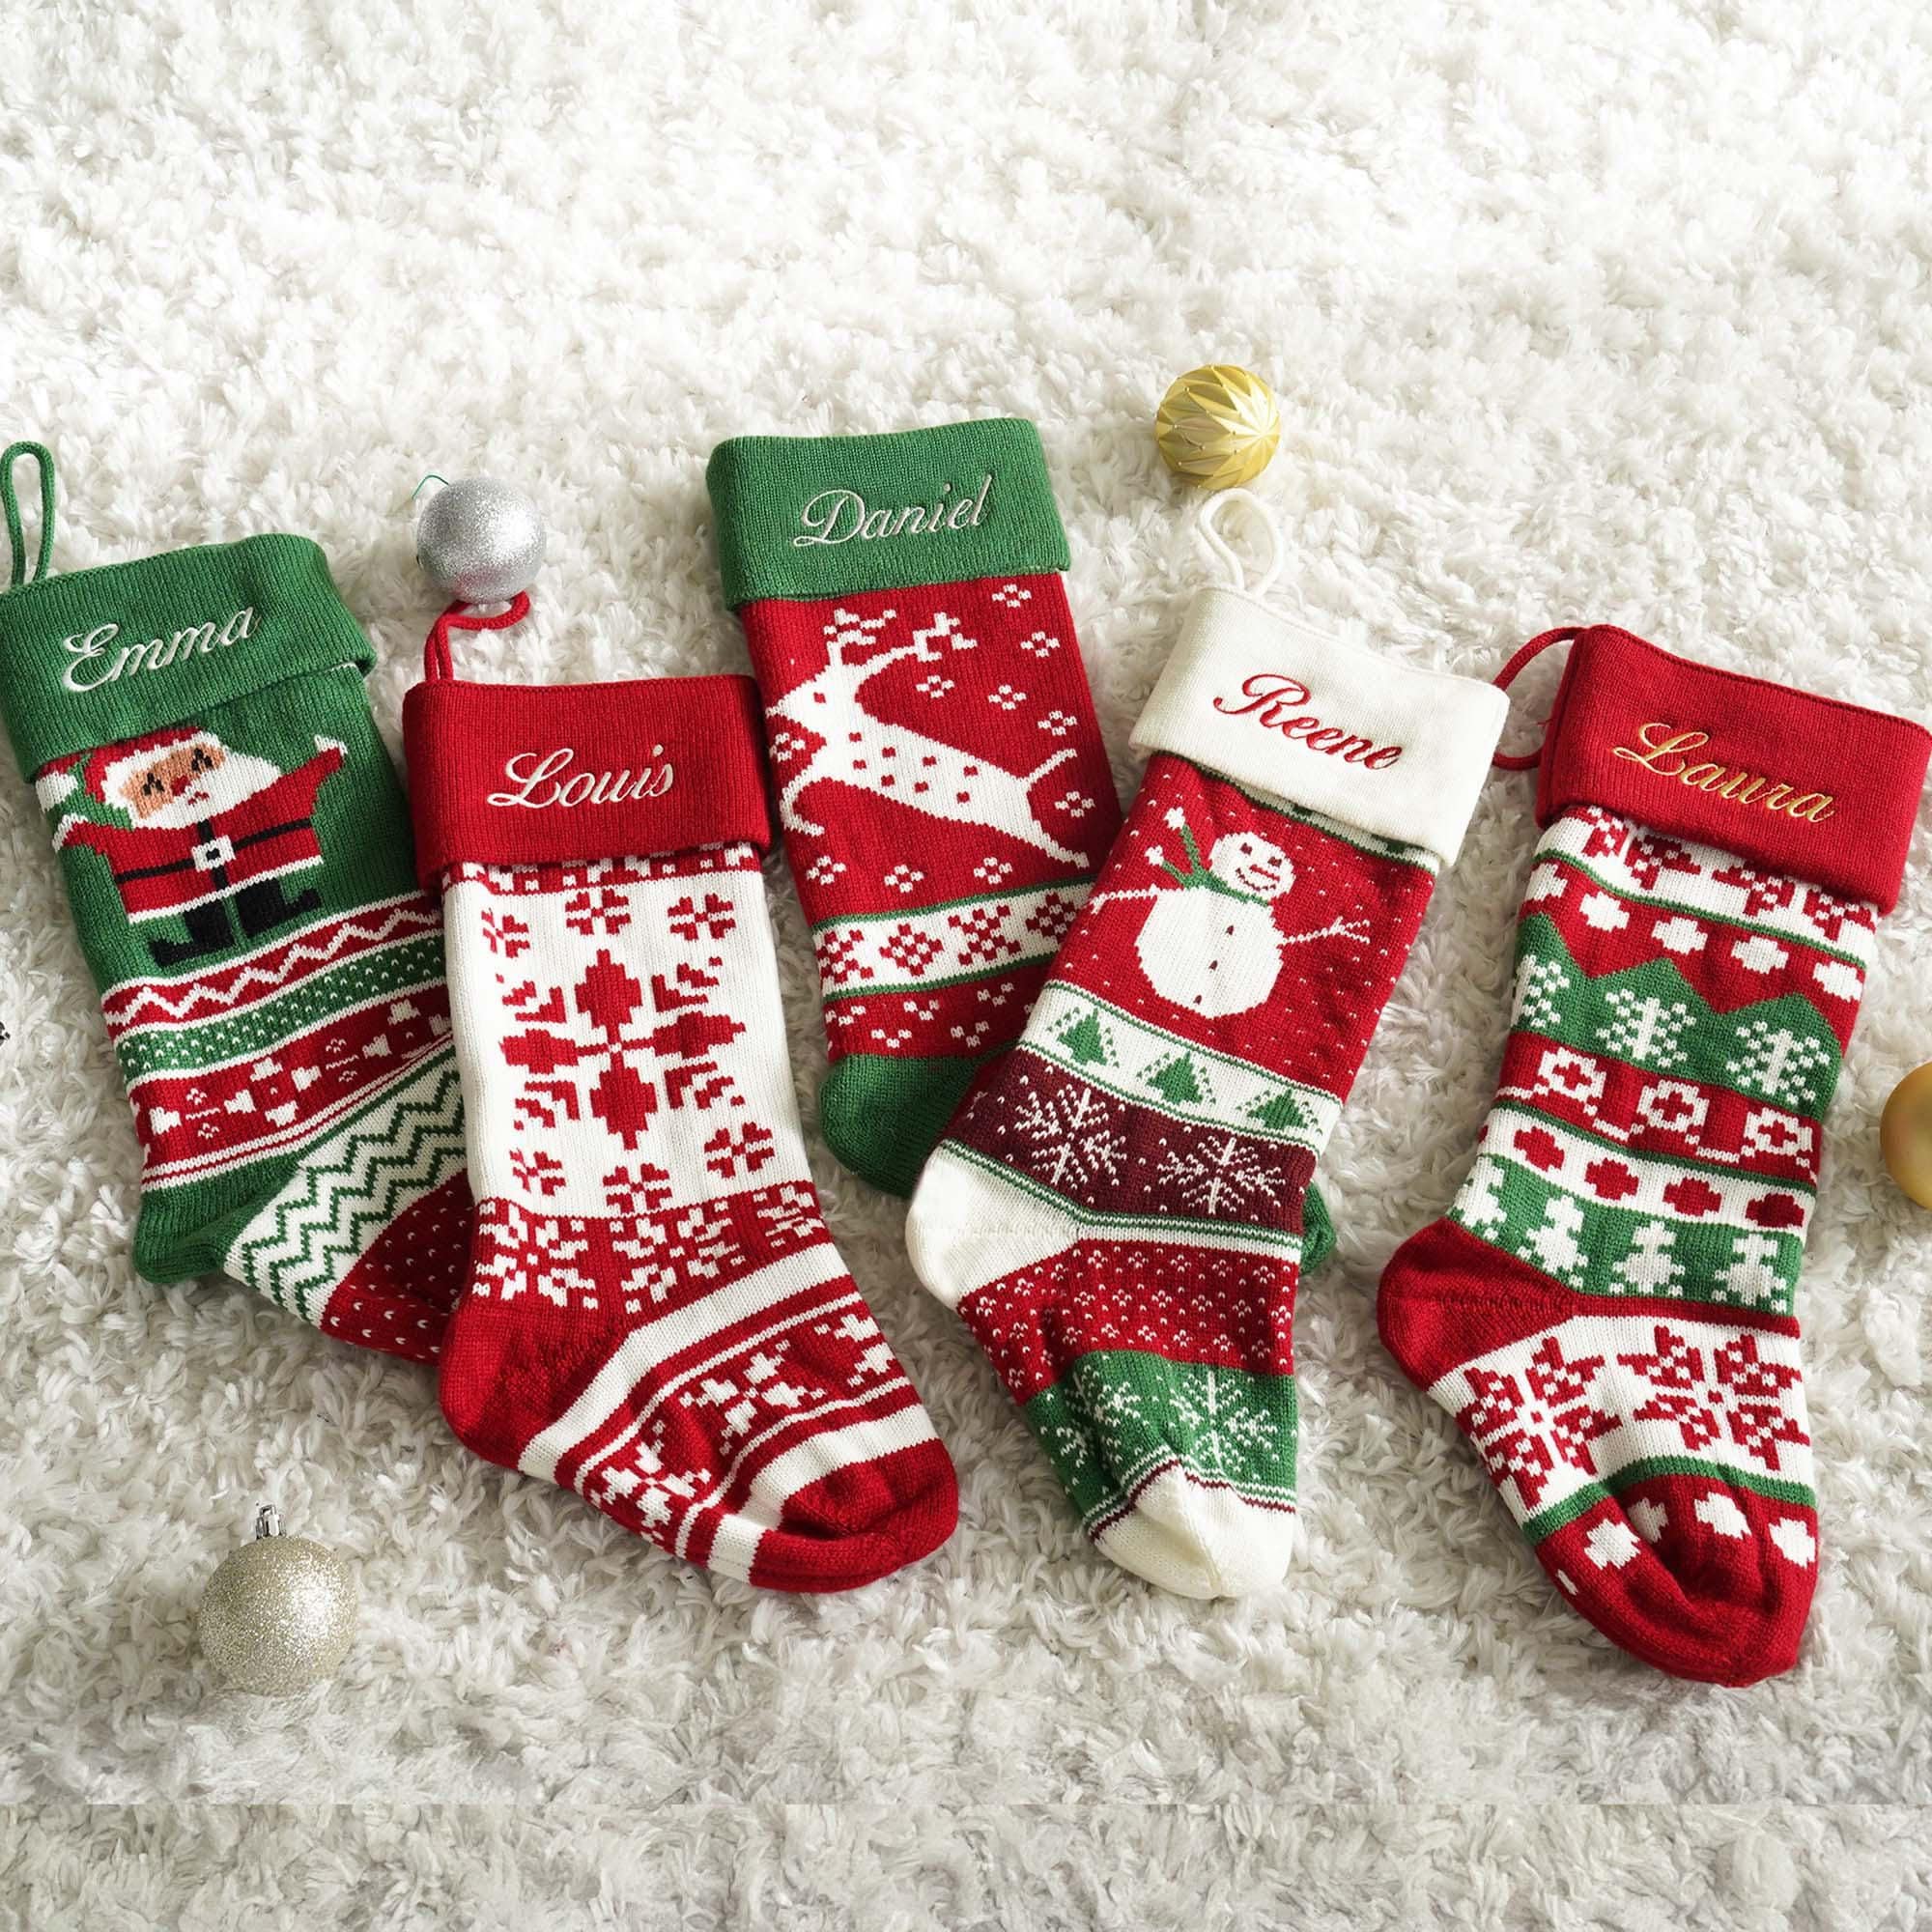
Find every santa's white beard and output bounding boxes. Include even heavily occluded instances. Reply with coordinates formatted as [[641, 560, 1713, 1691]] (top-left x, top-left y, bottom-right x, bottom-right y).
[[129, 750, 286, 829]]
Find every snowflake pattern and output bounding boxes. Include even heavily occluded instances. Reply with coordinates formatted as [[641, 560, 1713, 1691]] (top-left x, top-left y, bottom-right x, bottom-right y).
[[1020, 629, 1061, 656], [1006, 1081, 1128, 1193], [481, 908, 531, 957], [498, 948, 746, 1150], [987, 683, 1029, 712], [990, 582, 1032, 610], [1154, 1133, 1285, 1220], [473, 1201, 599, 1308], [563, 888, 633, 937], [1457, 1335, 1615, 1509], [667, 893, 736, 942], [1037, 708, 1078, 738]]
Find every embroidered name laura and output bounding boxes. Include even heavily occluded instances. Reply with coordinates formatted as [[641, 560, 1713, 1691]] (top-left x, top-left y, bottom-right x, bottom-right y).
[[62, 606, 256, 694], [791, 475, 993, 548], [1611, 723, 1834, 823], [1212, 673, 1405, 768], [486, 747, 675, 810]]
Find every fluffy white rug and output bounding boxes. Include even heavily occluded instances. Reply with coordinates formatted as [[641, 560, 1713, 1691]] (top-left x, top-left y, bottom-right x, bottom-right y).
[[5, 2, 1931, 1924]]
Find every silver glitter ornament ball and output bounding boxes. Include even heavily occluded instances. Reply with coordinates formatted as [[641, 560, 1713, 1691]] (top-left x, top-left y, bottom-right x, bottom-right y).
[[414, 474, 547, 602], [198, 1505, 357, 1696]]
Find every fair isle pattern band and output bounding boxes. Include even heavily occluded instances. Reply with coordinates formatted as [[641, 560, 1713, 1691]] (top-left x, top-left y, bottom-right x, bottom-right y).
[[812, 879, 1088, 1002], [1535, 808, 1880, 967], [1016, 980, 1342, 1153], [1424, 1311, 1814, 1532], [225, 1049, 468, 1325]]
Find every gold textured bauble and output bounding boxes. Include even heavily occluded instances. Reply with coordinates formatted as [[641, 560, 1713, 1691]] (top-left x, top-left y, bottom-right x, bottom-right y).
[[1881, 1063, 1932, 1207], [1155, 364, 1281, 490], [198, 1506, 357, 1696]]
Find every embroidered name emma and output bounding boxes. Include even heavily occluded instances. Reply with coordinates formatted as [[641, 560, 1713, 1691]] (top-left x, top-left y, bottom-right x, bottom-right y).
[[63, 606, 256, 694], [1611, 722, 1834, 823], [792, 475, 993, 548], [486, 747, 675, 810], [1212, 673, 1405, 768]]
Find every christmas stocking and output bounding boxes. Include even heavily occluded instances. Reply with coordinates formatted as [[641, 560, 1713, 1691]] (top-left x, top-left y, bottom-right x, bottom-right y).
[[905, 501, 1508, 1595], [704, 418, 1124, 1196], [408, 601, 957, 1590], [0, 443, 471, 1364], [1378, 624, 1930, 1683]]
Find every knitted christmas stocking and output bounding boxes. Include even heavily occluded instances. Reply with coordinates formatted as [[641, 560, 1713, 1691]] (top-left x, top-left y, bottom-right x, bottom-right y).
[[705, 419, 1123, 1196], [1379, 624, 1930, 1684], [408, 602, 957, 1590], [906, 507, 1508, 1595], [0, 443, 470, 1363]]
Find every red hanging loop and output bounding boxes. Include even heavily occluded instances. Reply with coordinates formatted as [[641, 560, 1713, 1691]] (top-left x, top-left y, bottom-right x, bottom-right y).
[[423, 591, 532, 681], [1490, 626, 1582, 771]]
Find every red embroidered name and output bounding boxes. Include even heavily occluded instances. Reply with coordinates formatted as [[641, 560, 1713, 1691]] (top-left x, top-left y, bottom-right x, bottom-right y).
[[1212, 673, 1404, 769], [486, 748, 676, 810]]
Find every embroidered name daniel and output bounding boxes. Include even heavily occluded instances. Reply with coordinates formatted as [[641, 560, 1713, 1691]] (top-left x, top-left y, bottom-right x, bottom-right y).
[[62, 606, 255, 694], [1212, 673, 1404, 768], [792, 475, 992, 548], [1612, 722, 1834, 823], [487, 747, 675, 810]]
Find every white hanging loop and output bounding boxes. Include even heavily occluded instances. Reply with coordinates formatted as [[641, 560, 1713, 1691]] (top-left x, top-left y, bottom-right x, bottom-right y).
[[1195, 487, 1284, 599]]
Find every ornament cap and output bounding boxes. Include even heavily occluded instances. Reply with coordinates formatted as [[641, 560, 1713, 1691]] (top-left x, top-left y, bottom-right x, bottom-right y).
[[253, 1502, 283, 1540]]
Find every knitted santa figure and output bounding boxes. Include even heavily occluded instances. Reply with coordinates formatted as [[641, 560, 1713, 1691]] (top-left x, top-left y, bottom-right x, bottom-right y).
[[43, 724, 345, 967]]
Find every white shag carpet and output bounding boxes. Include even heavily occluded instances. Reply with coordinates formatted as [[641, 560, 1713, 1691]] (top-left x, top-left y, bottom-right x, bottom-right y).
[[5, 3, 1932, 1925]]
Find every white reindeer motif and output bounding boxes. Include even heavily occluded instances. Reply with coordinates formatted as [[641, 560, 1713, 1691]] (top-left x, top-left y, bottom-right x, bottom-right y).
[[765, 607, 1090, 865]]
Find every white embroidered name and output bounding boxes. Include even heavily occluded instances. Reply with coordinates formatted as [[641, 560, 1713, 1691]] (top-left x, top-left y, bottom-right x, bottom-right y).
[[792, 474, 993, 548], [486, 747, 675, 810], [62, 606, 256, 694], [1212, 673, 1405, 769]]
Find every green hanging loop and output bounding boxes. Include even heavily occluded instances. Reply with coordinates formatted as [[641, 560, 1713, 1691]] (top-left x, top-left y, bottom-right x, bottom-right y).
[[1, 441, 57, 589]]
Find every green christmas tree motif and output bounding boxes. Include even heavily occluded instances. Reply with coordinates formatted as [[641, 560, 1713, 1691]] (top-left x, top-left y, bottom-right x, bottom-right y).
[[1243, 1089, 1309, 1133], [1056, 1009, 1114, 1068], [1145, 1052, 1212, 1107]]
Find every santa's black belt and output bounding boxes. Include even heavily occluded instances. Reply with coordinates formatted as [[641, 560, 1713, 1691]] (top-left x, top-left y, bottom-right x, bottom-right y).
[[111, 817, 315, 886]]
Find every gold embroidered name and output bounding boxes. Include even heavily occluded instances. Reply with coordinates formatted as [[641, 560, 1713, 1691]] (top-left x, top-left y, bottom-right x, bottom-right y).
[[1610, 722, 1835, 823]]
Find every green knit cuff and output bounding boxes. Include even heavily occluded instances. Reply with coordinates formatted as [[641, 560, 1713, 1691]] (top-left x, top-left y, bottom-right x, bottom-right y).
[[0, 534, 375, 781], [706, 417, 1070, 607]]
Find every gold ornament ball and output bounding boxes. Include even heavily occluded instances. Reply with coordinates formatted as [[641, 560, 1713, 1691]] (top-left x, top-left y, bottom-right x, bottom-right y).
[[198, 1508, 357, 1696], [1155, 364, 1281, 491], [1881, 1063, 1932, 1207]]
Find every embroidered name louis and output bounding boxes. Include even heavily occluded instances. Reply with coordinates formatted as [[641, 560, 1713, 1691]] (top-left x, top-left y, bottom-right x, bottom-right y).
[[1212, 673, 1405, 768], [792, 474, 993, 548], [1611, 722, 1835, 824], [62, 606, 255, 694], [486, 747, 675, 810]]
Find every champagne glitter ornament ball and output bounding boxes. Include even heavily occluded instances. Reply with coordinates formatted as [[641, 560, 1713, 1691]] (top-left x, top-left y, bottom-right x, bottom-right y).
[[198, 1506, 357, 1696], [1881, 1063, 1932, 1207], [1155, 365, 1281, 491], [415, 474, 547, 602]]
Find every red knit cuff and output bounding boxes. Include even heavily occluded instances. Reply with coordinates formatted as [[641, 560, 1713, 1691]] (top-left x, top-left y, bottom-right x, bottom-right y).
[[1536, 625, 1930, 912], [404, 674, 772, 888]]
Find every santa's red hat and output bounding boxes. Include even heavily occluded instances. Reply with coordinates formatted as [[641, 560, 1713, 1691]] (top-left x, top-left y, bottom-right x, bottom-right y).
[[83, 725, 221, 806]]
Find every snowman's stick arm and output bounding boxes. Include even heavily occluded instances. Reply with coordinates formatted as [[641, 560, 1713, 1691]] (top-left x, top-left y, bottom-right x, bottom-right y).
[[1088, 886, 1164, 911], [1279, 916, 1374, 948]]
